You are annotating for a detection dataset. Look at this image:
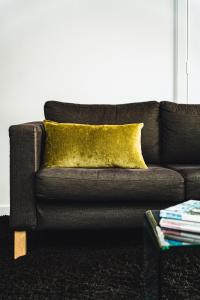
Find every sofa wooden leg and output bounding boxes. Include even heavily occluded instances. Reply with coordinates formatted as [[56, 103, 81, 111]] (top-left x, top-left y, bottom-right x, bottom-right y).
[[14, 231, 27, 259]]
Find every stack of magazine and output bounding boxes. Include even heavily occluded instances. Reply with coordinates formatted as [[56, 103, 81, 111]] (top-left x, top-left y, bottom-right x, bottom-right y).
[[159, 200, 200, 245]]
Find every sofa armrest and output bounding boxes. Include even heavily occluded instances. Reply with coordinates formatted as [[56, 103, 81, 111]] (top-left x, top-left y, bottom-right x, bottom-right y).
[[9, 121, 45, 229]]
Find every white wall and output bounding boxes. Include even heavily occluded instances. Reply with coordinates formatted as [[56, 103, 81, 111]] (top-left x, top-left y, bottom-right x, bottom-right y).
[[176, 0, 200, 104], [188, 0, 200, 103], [0, 0, 174, 211]]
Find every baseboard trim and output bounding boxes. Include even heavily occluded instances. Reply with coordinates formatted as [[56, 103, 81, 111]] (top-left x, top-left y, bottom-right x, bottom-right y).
[[0, 205, 10, 216]]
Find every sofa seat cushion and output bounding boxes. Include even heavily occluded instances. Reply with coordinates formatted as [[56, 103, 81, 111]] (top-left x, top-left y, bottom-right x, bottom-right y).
[[35, 166, 184, 202], [166, 165, 200, 200]]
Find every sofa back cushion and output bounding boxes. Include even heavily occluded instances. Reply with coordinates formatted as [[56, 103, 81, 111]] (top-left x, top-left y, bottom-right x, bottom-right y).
[[44, 101, 160, 163], [161, 101, 200, 163]]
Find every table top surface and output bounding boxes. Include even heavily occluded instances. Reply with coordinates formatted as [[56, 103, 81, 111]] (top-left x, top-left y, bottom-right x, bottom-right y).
[[145, 209, 200, 250]]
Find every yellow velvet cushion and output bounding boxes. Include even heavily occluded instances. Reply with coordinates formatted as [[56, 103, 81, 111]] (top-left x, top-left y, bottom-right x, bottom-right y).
[[43, 120, 147, 169]]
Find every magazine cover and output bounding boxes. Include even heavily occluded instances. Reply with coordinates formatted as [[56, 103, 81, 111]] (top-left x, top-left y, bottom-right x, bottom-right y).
[[160, 200, 200, 222]]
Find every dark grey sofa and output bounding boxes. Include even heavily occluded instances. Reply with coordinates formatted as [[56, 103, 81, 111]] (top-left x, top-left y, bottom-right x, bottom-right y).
[[9, 100, 200, 258]]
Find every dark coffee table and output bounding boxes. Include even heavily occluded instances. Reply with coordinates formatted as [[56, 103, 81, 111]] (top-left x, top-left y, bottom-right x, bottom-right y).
[[144, 210, 200, 300]]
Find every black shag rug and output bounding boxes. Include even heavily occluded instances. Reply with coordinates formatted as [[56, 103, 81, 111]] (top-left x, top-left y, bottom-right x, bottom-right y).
[[1, 217, 200, 299], [0, 217, 144, 300]]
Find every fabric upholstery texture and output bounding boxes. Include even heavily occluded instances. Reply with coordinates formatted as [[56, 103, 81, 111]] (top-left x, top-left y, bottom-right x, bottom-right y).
[[161, 101, 200, 163], [35, 166, 184, 203], [166, 164, 200, 200], [36, 201, 172, 229], [9, 122, 45, 229], [43, 120, 147, 169], [44, 101, 160, 163]]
